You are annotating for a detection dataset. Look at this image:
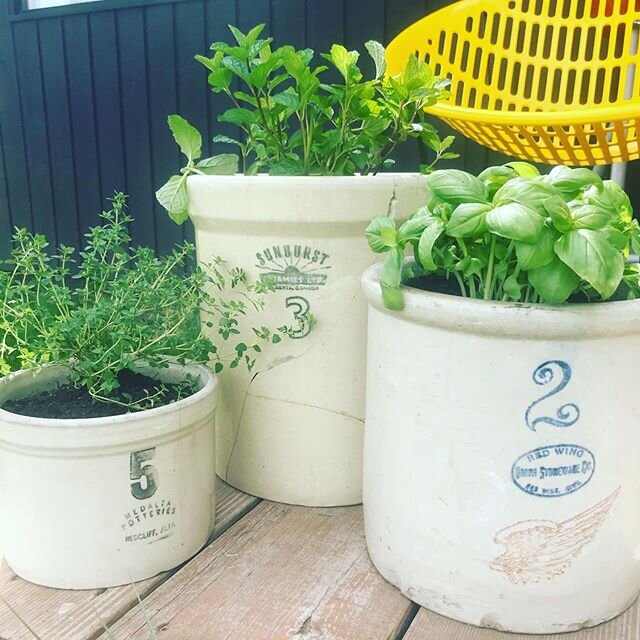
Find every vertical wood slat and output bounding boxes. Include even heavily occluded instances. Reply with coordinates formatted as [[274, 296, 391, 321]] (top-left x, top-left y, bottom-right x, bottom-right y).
[[146, 2, 184, 254], [0, 2, 32, 234], [116, 6, 155, 248], [12, 20, 56, 242], [0, 122, 12, 260], [62, 13, 103, 232], [38, 17, 82, 249], [89, 10, 127, 208]]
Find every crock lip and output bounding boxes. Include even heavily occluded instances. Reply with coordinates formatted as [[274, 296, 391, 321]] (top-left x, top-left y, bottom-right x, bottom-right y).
[[361, 262, 640, 339], [188, 172, 424, 182], [0, 362, 217, 429]]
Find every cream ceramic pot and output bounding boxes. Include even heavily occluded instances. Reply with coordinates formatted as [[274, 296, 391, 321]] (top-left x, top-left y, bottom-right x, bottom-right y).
[[188, 174, 426, 507], [361, 263, 640, 634], [0, 363, 217, 589]]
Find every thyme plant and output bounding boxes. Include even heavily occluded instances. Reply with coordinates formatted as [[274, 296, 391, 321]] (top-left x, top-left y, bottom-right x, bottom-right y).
[[0, 194, 289, 409]]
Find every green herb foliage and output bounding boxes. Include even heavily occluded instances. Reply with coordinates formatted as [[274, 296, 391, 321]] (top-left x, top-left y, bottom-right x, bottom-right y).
[[157, 24, 454, 222], [366, 163, 640, 309], [0, 194, 290, 409]]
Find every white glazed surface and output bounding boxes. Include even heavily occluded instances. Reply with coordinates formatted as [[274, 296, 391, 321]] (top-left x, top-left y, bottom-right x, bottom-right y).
[[361, 263, 640, 633], [0, 364, 217, 589], [188, 174, 427, 506]]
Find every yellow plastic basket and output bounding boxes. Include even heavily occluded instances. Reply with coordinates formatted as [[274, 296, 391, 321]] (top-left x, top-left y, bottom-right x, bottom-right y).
[[387, 0, 640, 165]]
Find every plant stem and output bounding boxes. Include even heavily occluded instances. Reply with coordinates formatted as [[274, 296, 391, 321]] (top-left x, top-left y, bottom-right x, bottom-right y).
[[483, 235, 497, 301]]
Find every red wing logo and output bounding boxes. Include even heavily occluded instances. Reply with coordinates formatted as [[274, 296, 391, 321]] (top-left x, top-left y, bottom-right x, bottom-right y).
[[490, 487, 621, 584]]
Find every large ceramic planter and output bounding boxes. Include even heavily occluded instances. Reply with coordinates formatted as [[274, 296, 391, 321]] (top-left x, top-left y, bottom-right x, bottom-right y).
[[361, 263, 640, 634], [188, 174, 426, 506], [0, 363, 217, 589]]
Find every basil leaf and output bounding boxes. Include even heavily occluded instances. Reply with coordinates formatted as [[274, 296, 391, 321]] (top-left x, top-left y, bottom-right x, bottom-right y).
[[504, 162, 540, 178], [555, 228, 624, 298], [380, 247, 405, 310], [445, 202, 492, 237], [167, 115, 202, 162], [585, 180, 633, 224], [570, 204, 613, 230], [514, 225, 558, 270], [486, 203, 545, 243], [417, 219, 445, 271], [397, 209, 435, 243], [478, 165, 518, 199], [365, 216, 397, 253], [528, 257, 581, 303], [492, 177, 556, 212], [425, 170, 489, 206], [544, 196, 573, 232], [546, 166, 603, 200]]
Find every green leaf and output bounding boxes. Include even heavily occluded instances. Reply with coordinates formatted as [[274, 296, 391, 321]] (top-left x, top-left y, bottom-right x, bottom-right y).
[[245, 23, 266, 48], [196, 154, 239, 175], [445, 202, 492, 237], [272, 90, 300, 110], [585, 180, 633, 223], [221, 56, 251, 82], [365, 40, 386, 79], [397, 208, 435, 243], [544, 196, 573, 232], [492, 177, 556, 212], [570, 204, 613, 230], [503, 274, 523, 300], [514, 224, 558, 270], [228, 24, 247, 47], [528, 257, 581, 303], [478, 165, 518, 198], [329, 44, 358, 80], [554, 228, 625, 298], [155, 175, 189, 224], [365, 216, 397, 253], [504, 162, 540, 178], [417, 219, 445, 271], [219, 107, 257, 127], [167, 115, 202, 162], [486, 203, 545, 243], [546, 166, 602, 200], [425, 169, 489, 206], [380, 248, 405, 310]]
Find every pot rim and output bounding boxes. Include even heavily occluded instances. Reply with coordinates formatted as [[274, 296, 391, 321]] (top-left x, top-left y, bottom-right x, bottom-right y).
[[0, 363, 217, 454], [361, 262, 640, 339]]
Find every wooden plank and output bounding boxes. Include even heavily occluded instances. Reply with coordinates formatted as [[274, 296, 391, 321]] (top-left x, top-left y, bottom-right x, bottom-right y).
[[0, 122, 12, 260], [0, 481, 259, 640], [404, 599, 640, 640], [37, 17, 82, 249], [100, 503, 413, 640], [270, 0, 305, 49]]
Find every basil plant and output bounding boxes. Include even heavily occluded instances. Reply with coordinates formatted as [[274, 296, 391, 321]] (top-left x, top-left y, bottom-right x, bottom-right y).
[[366, 163, 640, 310]]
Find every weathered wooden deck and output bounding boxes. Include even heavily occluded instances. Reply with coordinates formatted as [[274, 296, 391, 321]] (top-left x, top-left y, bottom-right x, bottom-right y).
[[1, 481, 639, 640]]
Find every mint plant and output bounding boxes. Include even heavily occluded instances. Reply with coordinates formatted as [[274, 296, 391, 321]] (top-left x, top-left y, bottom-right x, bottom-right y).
[[366, 163, 640, 309], [0, 194, 289, 409], [157, 24, 454, 223]]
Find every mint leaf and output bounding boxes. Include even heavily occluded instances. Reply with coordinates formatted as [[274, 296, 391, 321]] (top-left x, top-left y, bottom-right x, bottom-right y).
[[167, 115, 202, 163], [156, 175, 189, 224]]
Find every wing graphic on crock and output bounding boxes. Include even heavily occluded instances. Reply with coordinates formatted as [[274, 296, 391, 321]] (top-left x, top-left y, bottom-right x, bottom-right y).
[[490, 487, 620, 584]]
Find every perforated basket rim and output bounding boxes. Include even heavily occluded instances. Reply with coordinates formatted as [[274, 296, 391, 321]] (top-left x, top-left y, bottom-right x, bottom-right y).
[[426, 101, 640, 125]]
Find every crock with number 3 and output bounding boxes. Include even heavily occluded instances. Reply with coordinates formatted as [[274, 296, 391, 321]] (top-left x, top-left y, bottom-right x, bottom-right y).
[[187, 173, 427, 507]]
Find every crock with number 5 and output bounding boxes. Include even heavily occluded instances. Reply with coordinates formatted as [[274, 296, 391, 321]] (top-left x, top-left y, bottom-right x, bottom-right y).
[[0, 362, 217, 589], [187, 173, 427, 507]]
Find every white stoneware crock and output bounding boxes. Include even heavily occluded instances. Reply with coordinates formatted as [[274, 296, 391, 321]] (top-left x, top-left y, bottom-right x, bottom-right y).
[[0, 363, 217, 589], [188, 174, 426, 506], [361, 262, 640, 634]]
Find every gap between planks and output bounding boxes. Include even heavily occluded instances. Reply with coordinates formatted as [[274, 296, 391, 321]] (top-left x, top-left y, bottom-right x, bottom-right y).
[[98, 501, 414, 640], [0, 480, 260, 640]]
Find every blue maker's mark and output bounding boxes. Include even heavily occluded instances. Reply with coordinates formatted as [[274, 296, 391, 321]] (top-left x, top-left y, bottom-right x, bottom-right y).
[[525, 360, 580, 431]]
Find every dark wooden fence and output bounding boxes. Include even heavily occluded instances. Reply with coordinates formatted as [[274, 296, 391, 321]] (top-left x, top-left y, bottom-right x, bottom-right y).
[[0, 0, 638, 258]]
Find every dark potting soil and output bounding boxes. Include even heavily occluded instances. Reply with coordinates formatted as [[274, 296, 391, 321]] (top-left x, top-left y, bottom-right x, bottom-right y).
[[2, 369, 196, 419], [406, 274, 464, 297]]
